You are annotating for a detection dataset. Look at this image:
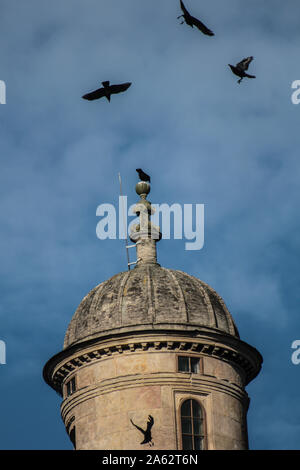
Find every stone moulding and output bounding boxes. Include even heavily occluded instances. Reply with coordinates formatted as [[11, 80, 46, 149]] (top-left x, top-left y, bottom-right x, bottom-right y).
[[65, 415, 75, 433], [43, 330, 262, 397], [60, 372, 248, 423]]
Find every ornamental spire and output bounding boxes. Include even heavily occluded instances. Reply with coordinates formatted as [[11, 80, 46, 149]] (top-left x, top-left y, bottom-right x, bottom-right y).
[[129, 176, 161, 266]]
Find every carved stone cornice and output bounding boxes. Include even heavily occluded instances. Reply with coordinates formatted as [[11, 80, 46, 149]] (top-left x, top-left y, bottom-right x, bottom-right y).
[[43, 329, 262, 396]]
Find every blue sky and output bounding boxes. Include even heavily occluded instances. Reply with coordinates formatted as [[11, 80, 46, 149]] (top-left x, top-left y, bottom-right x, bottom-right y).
[[0, 0, 300, 449]]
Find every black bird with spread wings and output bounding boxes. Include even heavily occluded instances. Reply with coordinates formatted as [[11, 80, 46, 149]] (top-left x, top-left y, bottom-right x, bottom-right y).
[[228, 57, 256, 84], [177, 0, 214, 36], [136, 168, 151, 183], [130, 415, 154, 446], [82, 80, 131, 102]]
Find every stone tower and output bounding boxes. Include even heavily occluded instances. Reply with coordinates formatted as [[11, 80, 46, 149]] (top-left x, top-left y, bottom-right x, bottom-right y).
[[43, 180, 262, 450]]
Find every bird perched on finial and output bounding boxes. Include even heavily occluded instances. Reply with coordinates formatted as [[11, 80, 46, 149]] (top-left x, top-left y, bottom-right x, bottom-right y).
[[82, 80, 131, 102], [136, 168, 151, 183], [228, 57, 256, 84], [130, 415, 154, 446], [177, 0, 214, 36]]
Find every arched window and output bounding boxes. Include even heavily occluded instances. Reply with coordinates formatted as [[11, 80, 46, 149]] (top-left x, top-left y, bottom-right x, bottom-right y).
[[180, 399, 205, 450]]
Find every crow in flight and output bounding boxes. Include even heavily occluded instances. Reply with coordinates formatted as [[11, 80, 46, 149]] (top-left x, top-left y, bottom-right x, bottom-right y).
[[177, 0, 214, 36], [130, 415, 154, 446], [136, 168, 151, 183], [228, 57, 256, 84], [82, 80, 131, 102]]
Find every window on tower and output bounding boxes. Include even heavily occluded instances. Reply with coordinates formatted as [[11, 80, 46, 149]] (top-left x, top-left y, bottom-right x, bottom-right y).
[[178, 355, 201, 373], [180, 399, 205, 450], [65, 376, 76, 397]]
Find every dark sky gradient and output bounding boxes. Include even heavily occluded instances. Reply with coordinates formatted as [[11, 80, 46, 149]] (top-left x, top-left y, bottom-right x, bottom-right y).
[[0, 0, 300, 449]]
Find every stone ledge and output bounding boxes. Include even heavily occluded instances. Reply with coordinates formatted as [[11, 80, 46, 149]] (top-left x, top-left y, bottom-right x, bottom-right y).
[[44, 331, 262, 396], [61, 372, 248, 421]]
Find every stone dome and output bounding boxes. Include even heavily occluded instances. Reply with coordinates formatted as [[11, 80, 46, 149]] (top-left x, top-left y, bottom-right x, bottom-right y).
[[64, 263, 239, 349]]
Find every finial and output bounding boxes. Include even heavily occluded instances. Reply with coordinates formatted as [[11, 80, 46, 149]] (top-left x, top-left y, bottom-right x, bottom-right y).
[[135, 181, 150, 199], [130, 170, 161, 266]]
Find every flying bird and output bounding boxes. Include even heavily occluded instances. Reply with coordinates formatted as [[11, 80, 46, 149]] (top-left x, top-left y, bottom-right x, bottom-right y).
[[228, 57, 256, 84], [130, 415, 154, 446], [136, 168, 151, 183], [177, 0, 214, 36], [82, 80, 131, 102]]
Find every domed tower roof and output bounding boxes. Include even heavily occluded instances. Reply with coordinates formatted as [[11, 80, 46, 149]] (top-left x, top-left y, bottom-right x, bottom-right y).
[[64, 180, 239, 350], [64, 265, 239, 349]]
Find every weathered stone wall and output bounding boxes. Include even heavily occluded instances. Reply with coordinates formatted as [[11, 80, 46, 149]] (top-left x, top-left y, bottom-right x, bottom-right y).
[[61, 346, 249, 450]]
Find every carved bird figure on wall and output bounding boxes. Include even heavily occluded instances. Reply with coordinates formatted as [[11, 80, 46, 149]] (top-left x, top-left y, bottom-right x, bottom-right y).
[[130, 415, 154, 446]]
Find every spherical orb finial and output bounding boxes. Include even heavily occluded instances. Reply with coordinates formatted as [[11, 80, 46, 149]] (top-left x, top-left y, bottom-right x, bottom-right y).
[[135, 181, 151, 198]]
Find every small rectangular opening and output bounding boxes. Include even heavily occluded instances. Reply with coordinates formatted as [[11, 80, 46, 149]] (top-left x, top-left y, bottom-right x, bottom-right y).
[[66, 376, 76, 397], [178, 356, 201, 374]]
